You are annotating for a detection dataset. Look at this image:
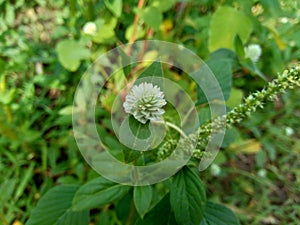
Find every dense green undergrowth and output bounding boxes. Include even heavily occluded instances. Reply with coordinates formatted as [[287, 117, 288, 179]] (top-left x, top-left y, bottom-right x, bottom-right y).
[[0, 0, 300, 224]]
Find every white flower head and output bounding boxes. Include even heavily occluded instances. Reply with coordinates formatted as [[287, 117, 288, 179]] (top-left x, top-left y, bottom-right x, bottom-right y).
[[285, 127, 294, 136], [210, 164, 221, 176], [279, 17, 289, 24], [123, 82, 167, 124], [83, 22, 97, 36], [257, 169, 267, 178], [244, 44, 262, 63]]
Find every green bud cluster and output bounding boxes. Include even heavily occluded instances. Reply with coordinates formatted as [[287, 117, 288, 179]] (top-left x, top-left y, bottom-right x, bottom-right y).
[[225, 64, 300, 127], [157, 132, 198, 161], [156, 63, 300, 160], [193, 63, 300, 158], [157, 139, 178, 160]]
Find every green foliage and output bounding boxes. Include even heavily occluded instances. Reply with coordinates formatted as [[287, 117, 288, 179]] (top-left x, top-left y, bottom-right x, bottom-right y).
[[137, 61, 163, 80], [200, 202, 240, 225], [26, 185, 89, 225], [208, 6, 253, 52], [93, 18, 118, 44], [104, 0, 122, 18], [133, 186, 153, 218], [234, 34, 245, 59], [56, 40, 91, 71], [72, 177, 131, 211], [170, 167, 206, 225], [196, 56, 232, 104], [0, 179, 16, 204], [135, 194, 174, 225], [151, 0, 175, 13], [137, 7, 162, 31], [128, 116, 151, 140], [1, 0, 300, 225]]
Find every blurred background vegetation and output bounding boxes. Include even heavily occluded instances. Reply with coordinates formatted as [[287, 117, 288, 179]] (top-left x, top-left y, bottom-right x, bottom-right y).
[[0, 0, 299, 224]]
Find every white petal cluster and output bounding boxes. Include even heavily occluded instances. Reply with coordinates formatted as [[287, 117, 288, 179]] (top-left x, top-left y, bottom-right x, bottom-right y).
[[244, 44, 262, 62], [210, 164, 221, 176], [257, 169, 267, 178], [83, 22, 97, 36], [123, 82, 167, 124], [285, 127, 294, 136]]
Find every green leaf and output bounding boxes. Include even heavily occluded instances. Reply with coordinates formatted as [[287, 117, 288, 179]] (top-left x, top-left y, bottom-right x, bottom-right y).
[[54, 210, 89, 225], [207, 59, 232, 100], [72, 176, 131, 211], [117, 47, 132, 77], [255, 150, 267, 168], [120, 113, 164, 154], [56, 40, 90, 72], [226, 88, 243, 108], [260, 0, 282, 16], [134, 185, 153, 218], [98, 210, 122, 225], [200, 202, 240, 225], [136, 194, 174, 225], [125, 24, 146, 41], [0, 179, 16, 204], [240, 60, 267, 81], [5, 2, 15, 26], [197, 107, 212, 124], [151, 0, 175, 12], [0, 88, 17, 104], [93, 19, 117, 44], [58, 106, 73, 116], [129, 115, 151, 139], [170, 167, 206, 225], [138, 6, 163, 31], [209, 48, 240, 70], [138, 61, 163, 80], [234, 34, 245, 58], [196, 58, 232, 105], [115, 192, 132, 223], [122, 147, 142, 163], [209, 6, 253, 52], [14, 162, 35, 201], [104, 0, 122, 17], [26, 185, 89, 225], [221, 128, 239, 148]]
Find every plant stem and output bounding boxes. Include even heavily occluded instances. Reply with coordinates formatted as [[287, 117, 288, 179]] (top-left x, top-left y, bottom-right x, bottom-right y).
[[85, 0, 95, 21], [127, 0, 145, 55], [129, 0, 145, 44], [153, 120, 188, 138], [174, 2, 192, 39], [165, 121, 188, 138], [126, 199, 136, 225], [0, 212, 8, 225]]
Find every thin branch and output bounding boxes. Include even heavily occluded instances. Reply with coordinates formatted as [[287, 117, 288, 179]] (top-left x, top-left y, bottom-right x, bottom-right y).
[[128, 0, 145, 55], [153, 120, 188, 138]]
